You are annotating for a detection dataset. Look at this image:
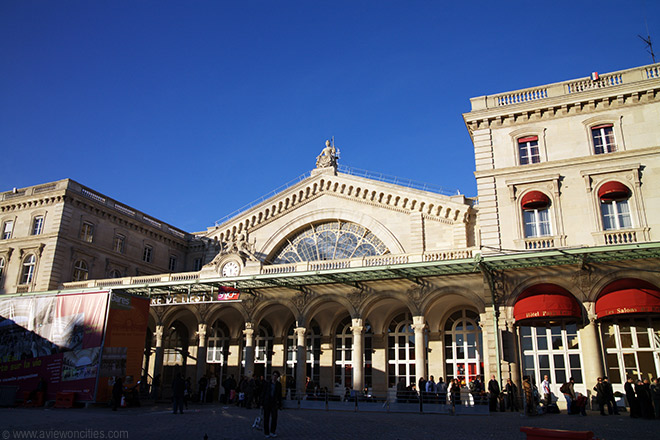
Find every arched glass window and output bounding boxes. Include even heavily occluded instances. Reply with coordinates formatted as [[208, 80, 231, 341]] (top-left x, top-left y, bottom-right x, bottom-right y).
[[20, 254, 36, 284], [72, 260, 89, 282], [387, 313, 416, 388], [521, 191, 551, 238], [109, 269, 122, 278], [271, 221, 389, 264], [207, 320, 230, 366], [444, 310, 482, 386], [598, 182, 632, 230]]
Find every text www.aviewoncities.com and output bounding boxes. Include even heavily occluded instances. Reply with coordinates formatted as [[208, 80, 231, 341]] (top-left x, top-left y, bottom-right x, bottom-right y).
[[2, 430, 128, 439]]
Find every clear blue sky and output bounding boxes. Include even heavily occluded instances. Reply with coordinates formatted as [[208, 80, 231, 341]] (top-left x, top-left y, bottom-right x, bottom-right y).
[[2, 0, 659, 232]]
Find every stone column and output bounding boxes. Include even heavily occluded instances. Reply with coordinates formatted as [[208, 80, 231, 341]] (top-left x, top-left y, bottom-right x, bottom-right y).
[[196, 323, 208, 382], [243, 322, 255, 377], [504, 320, 521, 386], [580, 309, 605, 392], [412, 316, 427, 382], [351, 318, 364, 391], [294, 326, 307, 399], [153, 324, 165, 381]]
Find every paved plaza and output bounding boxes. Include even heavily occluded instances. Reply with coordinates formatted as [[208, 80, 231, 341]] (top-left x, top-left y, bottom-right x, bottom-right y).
[[1, 403, 658, 440]]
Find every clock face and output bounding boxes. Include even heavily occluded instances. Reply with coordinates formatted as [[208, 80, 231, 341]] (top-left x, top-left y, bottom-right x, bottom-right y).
[[222, 261, 240, 277]]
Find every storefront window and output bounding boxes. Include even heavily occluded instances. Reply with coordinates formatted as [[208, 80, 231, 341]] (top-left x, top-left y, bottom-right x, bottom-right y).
[[601, 317, 660, 385]]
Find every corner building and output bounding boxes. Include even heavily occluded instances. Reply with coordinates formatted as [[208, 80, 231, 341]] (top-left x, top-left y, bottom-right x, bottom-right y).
[[5, 63, 660, 407]]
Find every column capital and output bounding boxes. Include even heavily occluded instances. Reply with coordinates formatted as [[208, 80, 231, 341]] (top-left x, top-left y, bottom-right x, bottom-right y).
[[350, 317, 364, 334], [411, 315, 426, 333], [155, 324, 164, 347], [198, 323, 208, 347]]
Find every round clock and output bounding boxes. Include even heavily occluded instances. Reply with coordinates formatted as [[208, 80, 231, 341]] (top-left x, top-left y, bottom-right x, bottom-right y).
[[222, 261, 240, 277]]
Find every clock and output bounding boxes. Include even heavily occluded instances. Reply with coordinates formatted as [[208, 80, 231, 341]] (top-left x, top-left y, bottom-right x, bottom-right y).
[[222, 261, 240, 277]]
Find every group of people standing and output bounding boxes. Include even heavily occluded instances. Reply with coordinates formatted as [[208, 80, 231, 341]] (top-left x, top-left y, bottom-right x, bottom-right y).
[[624, 376, 660, 419]]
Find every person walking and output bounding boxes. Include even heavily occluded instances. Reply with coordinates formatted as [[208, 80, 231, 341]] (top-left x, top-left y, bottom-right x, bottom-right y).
[[602, 377, 619, 415], [560, 377, 576, 415], [593, 377, 609, 415], [172, 372, 185, 414], [504, 378, 519, 412], [625, 376, 640, 418], [541, 375, 551, 406], [523, 376, 535, 416], [198, 375, 208, 404], [261, 371, 283, 438]]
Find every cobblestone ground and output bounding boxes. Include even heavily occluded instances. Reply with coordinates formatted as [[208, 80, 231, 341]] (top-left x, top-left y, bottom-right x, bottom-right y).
[[1, 402, 658, 440]]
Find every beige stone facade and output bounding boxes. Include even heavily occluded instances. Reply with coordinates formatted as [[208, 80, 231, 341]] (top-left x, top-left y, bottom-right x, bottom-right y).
[[3, 63, 660, 408]]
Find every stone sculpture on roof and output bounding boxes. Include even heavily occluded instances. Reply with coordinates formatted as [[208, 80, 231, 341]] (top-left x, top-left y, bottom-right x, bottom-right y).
[[316, 139, 337, 169]]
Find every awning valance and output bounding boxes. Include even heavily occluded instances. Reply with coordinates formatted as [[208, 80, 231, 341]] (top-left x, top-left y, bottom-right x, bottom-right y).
[[521, 191, 550, 210], [518, 136, 538, 143], [596, 278, 660, 317], [514, 284, 581, 321], [598, 181, 630, 201]]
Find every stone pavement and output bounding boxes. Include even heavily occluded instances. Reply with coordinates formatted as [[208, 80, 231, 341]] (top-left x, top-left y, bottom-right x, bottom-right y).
[[1, 402, 658, 440]]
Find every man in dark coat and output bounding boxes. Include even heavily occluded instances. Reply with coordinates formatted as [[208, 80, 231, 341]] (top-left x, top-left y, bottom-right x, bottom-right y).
[[172, 372, 185, 414], [624, 377, 640, 418], [593, 377, 609, 415], [602, 377, 619, 415], [112, 377, 123, 411], [488, 375, 500, 412], [261, 371, 283, 438]]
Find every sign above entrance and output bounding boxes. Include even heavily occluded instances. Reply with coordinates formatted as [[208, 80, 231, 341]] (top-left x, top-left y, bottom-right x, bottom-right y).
[[150, 286, 241, 306]]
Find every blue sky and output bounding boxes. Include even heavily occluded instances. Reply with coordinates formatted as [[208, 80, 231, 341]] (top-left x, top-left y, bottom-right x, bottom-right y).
[[2, 0, 659, 232]]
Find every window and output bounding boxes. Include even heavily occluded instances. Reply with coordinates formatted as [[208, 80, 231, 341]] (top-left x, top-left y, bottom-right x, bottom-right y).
[[0, 257, 5, 280], [20, 254, 36, 284], [2, 221, 14, 240], [445, 310, 483, 386], [598, 182, 632, 230], [168, 255, 177, 272], [524, 209, 551, 237], [113, 234, 125, 253], [387, 313, 416, 388], [193, 258, 203, 271], [602, 317, 660, 385], [72, 260, 89, 281], [109, 269, 122, 278], [80, 222, 94, 243], [143, 245, 153, 263], [592, 124, 616, 154], [31, 216, 44, 235], [518, 136, 540, 165]]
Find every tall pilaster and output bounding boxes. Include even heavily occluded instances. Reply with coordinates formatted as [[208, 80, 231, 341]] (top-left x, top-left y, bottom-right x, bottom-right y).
[[243, 322, 255, 377], [412, 316, 427, 381], [153, 324, 164, 381], [294, 326, 307, 398], [580, 307, 605, 391], [351, 318, 364, 391], [196, 323, 208, 381]]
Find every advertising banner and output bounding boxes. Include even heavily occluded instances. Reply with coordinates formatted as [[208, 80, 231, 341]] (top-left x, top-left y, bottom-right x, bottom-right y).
[[0, 291, 109, 401]]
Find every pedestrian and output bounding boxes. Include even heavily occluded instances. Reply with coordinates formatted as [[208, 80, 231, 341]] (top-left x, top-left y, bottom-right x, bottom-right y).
[[261, 370, 283, 438], [541, 375, 551, 406], [436, 377, 447, 405], [198, 375, 208, 404], [602, 376, 618, 415], [504, 378, 519, 412], [450, 378, 461, 408], [488, 375, 500, 412], [624, 376, 640, 418], [560, 377, 576, 415], [637, 379, 654, 419], [172, 372, 185, 414], [112, 377, 123, 411], [650, 377, 660, 419], [470, 375, 483, 406], [425, 375, 436, 403], [151, 374, 161, 400], [523, 376, 535, 416], [593, 377, 609, 415]]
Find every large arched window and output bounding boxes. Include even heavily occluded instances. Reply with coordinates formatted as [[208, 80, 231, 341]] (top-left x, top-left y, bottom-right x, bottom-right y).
[[20, 254, 36, 284], [207, 320, 230, 365], [271, 221, 389, 264], [444, 309, 482, 386], [387, 313, 416, 388], [72, 260, 89, 282]]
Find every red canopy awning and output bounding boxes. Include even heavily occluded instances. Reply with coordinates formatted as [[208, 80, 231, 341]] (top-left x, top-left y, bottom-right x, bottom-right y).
[[596, 279, 660, 317], [598, 181, 630, 201], [521, 191, 550, 210], [514, 284, 582, 321], [518, 136, 538, 143]]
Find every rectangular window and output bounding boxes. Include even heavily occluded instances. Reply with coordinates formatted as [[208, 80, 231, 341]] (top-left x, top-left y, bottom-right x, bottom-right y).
[[143, 245, 153, 263], [113, 234, 125, 253], [168, 255, 177, 272], [80, 222, 94, 243], [592, 125, 616, 154], [601, 200, 632, 230], [31, 216, 44, 235], [518, 136, 540, 165], [524, 209, 551, 237], [2, 221, 14, 240], [193, 258, 202, 271]]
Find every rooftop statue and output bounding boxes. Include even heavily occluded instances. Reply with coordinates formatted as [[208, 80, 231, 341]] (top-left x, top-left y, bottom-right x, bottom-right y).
[[316, 139, 337, 169]]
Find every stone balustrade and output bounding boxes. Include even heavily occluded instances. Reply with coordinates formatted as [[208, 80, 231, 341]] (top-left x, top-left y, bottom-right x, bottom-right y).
[[470, 63, 660, 111]]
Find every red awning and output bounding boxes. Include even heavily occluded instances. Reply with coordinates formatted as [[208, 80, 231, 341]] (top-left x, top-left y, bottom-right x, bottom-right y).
[[592, 123, 613, 130], [598, 181, 631, 201], [596, 279, 660, 317], [514, 284, 582, 321], [518, 136, 538, 143], [521, 191, 550, 210]]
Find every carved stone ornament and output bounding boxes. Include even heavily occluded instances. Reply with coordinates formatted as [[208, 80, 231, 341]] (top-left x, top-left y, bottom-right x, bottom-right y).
[[406, 284, 428, 310], [293, 289, 315, 312], [347, 288, 367, 309], [207, 229, 258, 268], [241, 295, 260, 320], [315, 139, 338, 169]]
